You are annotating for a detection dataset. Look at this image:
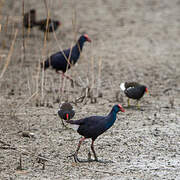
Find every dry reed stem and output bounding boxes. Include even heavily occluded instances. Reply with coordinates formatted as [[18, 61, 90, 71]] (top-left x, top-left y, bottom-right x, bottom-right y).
[[15, 91, 38, 112], [51, 8, 79, 101], [22, 0, 25, 63], [41, 3, 79, 102], [52, 28, 73, 67], [52, 7, 78, 69], [0, 0, 5, 18], [0, 29, 18, 79], [36, 58, 41, 93], [41, 0, 51, 103], [97, 56, 102, 96], [91, 56, 95, 89], [2, 16, 9, 48]]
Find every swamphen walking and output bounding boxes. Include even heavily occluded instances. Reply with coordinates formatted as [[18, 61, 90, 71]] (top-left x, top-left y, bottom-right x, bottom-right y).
[[41, 34, 91, 92], [58, 102, 75, 128], [120, 82, 148, 109], [66, 104, 125, 163]]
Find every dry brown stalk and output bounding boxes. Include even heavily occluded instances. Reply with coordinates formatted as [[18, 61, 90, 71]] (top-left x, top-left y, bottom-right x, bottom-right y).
[[0, 29, 18, 79], [15, 91, 38, 112], [22, 0, 26, 63]]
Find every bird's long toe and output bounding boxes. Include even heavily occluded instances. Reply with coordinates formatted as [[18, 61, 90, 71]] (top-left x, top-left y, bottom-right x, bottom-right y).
[[74, 156, 91, 163], [95, 159, 114, 163], [72, 153, 95, 163]]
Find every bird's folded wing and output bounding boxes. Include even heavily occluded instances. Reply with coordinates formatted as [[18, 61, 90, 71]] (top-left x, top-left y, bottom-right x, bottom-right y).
[[125, 88, 139, 98], [67, 116, 105, 125], [66, 118, 85, 125]]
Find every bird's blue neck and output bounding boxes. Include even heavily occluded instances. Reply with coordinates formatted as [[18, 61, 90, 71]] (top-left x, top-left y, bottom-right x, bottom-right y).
[[105, 110, 117, 129], [73, 39, 85, 53], [71, 39, 85, 62]]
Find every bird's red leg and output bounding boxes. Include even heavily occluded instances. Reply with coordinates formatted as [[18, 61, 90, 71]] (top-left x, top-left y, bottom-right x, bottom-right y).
[[91, 140, 113, 163], [74, 137, 86, 163], [91, 140, 98, 161], [58, 71, 79, 87], [63, 73, 73, 82], [57, 71, 73, 82]]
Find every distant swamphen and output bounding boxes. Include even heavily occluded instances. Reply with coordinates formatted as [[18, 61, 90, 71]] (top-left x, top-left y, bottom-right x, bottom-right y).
[[41, 34, 91, 91], [120, 82, 148, 108], [23, 9, 36, 28], [23, 9, 60, 33], [66, 104, 125, 163], [35, 19, 61, 32], [58, 102, 75, 128]]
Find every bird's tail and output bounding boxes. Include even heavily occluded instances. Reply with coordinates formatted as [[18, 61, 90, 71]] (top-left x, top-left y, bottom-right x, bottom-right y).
[[41, 58, 50, 70], [66, 120, 81, 131], [66, 119, 84, 125], [66, 120, 76, 124], [120, 83, 126, 91]]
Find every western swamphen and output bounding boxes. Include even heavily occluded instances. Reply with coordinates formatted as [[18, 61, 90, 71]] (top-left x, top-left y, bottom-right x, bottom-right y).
[[23, 9, 36, 28], [58, 102, 75, 128], [120, 82, 148, 108], [35, 19, 61, 32], [66, 104, 125, 163], [41, 34, 91, 91]]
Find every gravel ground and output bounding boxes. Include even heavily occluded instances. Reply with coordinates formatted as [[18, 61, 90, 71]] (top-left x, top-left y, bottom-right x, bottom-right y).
[[0, 0, 180, 179]]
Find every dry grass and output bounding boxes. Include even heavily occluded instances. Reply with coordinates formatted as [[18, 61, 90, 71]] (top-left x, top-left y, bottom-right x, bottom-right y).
[[0, 28, 18, 79]]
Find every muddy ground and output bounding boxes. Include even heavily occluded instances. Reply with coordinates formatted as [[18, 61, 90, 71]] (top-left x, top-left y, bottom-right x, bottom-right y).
[[0, 0, 180, 179]]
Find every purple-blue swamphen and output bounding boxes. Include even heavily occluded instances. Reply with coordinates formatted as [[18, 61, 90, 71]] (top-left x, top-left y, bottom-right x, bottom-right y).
[[41, 34, 91, 73], [66, 104, 125, 163], [41, 34, 91, 90]]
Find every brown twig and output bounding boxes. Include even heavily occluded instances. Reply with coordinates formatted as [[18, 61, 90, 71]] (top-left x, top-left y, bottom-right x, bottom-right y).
[[0, 29, 18, 79], [22, 0, 26, 63], [15, 91, 38, 112]]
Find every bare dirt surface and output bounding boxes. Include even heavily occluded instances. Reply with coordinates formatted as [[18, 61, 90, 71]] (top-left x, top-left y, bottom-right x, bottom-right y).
[[0, 0, 180, 179]]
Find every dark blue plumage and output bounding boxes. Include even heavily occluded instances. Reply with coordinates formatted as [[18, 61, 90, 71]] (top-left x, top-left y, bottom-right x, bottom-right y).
[[41, 34, 91, 73], [67, 104, 125, 163]]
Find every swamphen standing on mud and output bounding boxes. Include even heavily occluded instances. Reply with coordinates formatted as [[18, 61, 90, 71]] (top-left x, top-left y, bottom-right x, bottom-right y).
[[120, 82, 148, 108], [23, 9, 36, 28], [58, 102, 75, 128], [66, 104, 125, 163], [35, 19, 61, 32], [41, 34, 91, 91]]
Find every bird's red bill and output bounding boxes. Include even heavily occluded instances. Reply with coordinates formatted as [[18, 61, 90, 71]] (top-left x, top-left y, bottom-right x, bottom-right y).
[[145, 88, 148, 94], [118, 104, 125, 112], [84, 34, 91, 42], [66, 114, 69, 120]]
